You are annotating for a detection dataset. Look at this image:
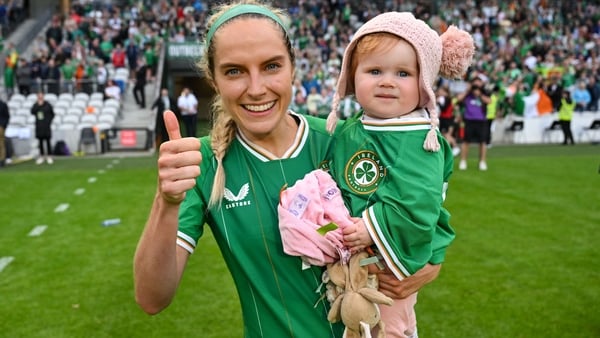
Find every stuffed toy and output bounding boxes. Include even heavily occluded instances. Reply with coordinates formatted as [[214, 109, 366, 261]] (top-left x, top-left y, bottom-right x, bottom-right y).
[[324, 251, 393, 338]]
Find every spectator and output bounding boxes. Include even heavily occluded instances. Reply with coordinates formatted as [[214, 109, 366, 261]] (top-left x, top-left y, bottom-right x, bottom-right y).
[[546, 76, 563, 112], [16, 58, 31, 96], [3, 53, 15, 97], [99, 33, 114, 61], [46, 58, 60, 95], [151, 87, 178, 147], [143, 43, 158, 81], [176, 86, 198, 137], [486, 85, 501, 146], [305, 86, 322, 117], [111, 43, 126, 69], [558, 91, 576, 145], [0, 96, 8, 167], [291, 78, 306, 101], [132, 57, 148, 108], [457, 77, 491, 171], [586, 77, 599, 112], [31, 92, 55, 165], [104, 79, 121, 101], [45, 18, 63, 49], [437, 86, 460, 156], [289, 90, 308, 115], [70, 39, 86, 63], [60, 57, 77, 93], [571, 81, 591, 112], [125, 38, 139, 77], [95, 59, 108, 93], [89, 37, 107, 64]]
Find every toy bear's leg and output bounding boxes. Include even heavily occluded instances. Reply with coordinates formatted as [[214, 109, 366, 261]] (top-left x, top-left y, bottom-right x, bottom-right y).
[[372, 293, 418, 338]]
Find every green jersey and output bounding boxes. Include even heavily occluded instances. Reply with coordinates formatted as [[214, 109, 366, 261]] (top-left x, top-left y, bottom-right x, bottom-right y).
[[177, 113, 343, 338], [327, 111, 456, 279]]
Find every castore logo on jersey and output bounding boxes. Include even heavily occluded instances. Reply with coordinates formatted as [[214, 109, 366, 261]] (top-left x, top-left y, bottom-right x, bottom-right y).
[[223, 183, 252, 209]]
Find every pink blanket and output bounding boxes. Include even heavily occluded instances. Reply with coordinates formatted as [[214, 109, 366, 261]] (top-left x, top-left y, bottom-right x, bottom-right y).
[[278, 169, 353, 266]]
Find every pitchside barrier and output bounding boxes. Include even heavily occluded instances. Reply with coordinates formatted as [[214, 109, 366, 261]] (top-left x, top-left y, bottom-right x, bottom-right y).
[[491, 111, 599, 144], [6, 126, 153, 158], [5, 112, 598, 160]]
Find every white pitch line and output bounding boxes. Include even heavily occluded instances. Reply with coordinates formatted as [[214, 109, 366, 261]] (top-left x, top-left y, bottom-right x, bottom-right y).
[[54, 203, 69, 213], [28, 225, 48, 237], [0, 256, 14, 273]]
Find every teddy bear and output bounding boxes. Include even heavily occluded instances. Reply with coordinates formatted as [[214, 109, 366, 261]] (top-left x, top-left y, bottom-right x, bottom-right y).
[[324, 250, 394, 338]]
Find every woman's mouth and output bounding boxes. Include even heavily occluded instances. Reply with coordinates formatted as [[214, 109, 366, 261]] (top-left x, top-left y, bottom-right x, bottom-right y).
[[243, 101, 276, 112]]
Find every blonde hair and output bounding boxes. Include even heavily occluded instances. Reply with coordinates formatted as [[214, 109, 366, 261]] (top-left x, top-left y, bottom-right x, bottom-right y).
[[197, 0, 294, 208]]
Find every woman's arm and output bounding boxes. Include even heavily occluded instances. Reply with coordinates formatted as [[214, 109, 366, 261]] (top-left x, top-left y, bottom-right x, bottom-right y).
[[133, 111, 202, 314], [134, 194, 190, 314], [374, 263, 442, 299]]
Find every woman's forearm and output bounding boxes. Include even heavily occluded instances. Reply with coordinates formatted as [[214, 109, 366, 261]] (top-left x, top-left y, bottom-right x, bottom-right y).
[[134, 192, 187, 314]]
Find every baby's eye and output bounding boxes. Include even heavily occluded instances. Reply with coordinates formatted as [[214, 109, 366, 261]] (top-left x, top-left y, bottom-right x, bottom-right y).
[[369, 69, 381, 75], [398, 71, 409, 77]]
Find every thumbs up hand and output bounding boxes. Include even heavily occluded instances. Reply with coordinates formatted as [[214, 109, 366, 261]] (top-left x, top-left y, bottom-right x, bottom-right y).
[[157, 110, 202, 204]]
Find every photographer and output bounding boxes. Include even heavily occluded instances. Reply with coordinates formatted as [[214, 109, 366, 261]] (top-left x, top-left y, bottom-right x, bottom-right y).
[[456, 77, 491, 170]]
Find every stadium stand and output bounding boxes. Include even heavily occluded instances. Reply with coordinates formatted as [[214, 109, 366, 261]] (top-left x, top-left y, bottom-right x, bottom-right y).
[[3, 0, 600, 161]]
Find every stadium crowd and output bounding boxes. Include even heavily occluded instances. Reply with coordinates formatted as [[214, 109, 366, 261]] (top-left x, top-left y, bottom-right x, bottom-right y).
[[2, 0, 600, 128]]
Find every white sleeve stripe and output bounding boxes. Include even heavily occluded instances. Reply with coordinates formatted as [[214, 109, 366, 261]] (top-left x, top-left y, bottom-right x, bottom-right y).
[[176, 231, 197, 254], [176, 238, 195, 254], [364, 208, 411, 279], [177, 231, 197, 247], [442, 182, 449, 201]]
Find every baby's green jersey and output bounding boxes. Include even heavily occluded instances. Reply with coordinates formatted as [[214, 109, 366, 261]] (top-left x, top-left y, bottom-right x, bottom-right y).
[[177, 113, 343, 338], [327, 111, 456, 280]]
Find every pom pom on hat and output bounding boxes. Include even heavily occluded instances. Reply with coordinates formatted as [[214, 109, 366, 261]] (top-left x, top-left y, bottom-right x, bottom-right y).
[[439, 25, 476, 79], [327, 12, 475, 152]]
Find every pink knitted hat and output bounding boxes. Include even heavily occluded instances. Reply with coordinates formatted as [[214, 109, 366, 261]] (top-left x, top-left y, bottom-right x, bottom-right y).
[[327, 12, 475, 152]]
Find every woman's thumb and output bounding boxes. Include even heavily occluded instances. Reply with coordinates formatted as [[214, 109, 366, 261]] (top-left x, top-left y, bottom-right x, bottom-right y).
[[164, 110, 182, 140]]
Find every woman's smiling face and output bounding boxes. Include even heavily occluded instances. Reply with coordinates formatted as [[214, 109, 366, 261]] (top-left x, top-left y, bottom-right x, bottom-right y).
[[211, 17, 295, 142]]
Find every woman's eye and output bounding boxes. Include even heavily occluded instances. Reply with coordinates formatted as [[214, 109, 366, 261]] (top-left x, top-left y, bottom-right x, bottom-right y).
[[225, 68, 240, 76], [266, 63, 281, 71]]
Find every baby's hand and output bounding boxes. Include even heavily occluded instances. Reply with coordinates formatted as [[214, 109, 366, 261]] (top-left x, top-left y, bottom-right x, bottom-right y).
[[343, 217, 374, 253]]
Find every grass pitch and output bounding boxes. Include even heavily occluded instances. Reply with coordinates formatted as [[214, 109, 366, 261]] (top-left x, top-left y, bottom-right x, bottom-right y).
[[0, 144, 598, 337]]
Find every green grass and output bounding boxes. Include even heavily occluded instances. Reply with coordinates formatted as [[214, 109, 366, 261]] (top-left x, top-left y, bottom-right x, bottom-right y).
[[0, 144, 598, 337]]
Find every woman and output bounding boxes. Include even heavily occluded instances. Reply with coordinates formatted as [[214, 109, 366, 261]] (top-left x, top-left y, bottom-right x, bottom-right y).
[[31, 92, 55, 165], [134, 1, 441, 336]]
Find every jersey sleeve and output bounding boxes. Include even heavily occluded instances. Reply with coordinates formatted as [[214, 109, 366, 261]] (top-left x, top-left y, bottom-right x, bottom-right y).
[[363, 135, 453, 279], [430, 144, 456, 264]]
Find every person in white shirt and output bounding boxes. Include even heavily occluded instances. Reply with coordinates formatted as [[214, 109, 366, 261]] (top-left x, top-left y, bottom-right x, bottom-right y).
[[177, 87, 199, 137], [104, 79, 121, 101]]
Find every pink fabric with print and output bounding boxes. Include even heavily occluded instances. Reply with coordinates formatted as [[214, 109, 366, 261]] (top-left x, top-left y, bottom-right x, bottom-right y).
[[278, 169, 353, 266]]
